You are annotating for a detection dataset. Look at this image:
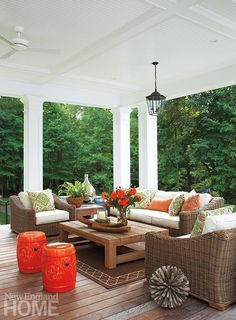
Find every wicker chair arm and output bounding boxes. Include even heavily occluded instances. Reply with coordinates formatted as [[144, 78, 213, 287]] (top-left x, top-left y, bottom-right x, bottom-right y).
[[10, 196, 36, 217], [178, 210, 199, 235], [53, 194, 76, 220], [10, 196, 36, 229], [202, 196, 224, 210]]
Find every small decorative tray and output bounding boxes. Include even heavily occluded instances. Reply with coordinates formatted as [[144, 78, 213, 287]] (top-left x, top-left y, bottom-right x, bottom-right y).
[[78, 216, 130, 233], [94, 218, 110, 224], [91, 222, 130, 233]]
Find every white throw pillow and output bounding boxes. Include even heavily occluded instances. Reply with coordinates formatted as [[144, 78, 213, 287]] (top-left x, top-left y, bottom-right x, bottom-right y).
[[199, 193, 212, 209], [18, 192, 32, 209], [189, 189, 197, 195], [184, 189, 197, 199], [202, 213, 236, 235], [155, 190, 187, 199]]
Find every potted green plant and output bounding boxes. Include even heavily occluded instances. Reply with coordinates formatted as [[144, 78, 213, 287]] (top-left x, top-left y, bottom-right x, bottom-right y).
[[58, 181, 85, 208]]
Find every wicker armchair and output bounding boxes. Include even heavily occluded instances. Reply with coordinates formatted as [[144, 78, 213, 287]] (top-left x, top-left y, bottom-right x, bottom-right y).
[[145, 229, 236, 310], [10, 194, 76, 236]]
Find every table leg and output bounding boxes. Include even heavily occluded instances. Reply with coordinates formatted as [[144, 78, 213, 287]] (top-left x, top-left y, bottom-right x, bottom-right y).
[[59, 228, 69, 242], [105, 242, 117, 269]]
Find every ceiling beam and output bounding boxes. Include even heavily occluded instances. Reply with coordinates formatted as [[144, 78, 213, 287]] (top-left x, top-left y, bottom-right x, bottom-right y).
[[35, 0, 201, 85], [178, 5, 236, 41], [0, 78, 120, 108]]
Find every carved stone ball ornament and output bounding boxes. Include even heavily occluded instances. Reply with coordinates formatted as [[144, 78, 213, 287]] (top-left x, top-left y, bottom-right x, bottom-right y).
[[149, 265, 190, 309]]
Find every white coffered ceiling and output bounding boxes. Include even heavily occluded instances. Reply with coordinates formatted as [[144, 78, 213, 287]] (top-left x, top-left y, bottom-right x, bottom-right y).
[[0, 0, 236, 107]]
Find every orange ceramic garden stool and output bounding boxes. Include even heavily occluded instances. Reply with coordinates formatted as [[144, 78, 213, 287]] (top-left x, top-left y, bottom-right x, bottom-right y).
[[17, 231, 46, 273], [41, 243, 76, 292]]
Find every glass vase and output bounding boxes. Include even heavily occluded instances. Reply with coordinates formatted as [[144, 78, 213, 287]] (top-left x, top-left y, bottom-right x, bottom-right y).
[[83, 174, 96, 202], [117, 209, 128, 225]]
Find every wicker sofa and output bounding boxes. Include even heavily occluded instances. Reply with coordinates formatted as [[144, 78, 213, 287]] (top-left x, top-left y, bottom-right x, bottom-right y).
[[110, 196, 224, 236], [10, 194, 75, 236], [145, 229, 236, 310]]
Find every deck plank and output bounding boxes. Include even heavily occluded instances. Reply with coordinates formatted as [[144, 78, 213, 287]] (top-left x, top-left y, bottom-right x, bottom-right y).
[[0, 224, 235, 320]]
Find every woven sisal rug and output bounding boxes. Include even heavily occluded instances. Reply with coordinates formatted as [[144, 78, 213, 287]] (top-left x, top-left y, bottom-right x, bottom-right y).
[[76, 243, 145, 289]]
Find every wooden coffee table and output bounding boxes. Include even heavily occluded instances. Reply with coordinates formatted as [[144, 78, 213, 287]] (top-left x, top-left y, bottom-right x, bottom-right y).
[[59, 218, 168, 269]]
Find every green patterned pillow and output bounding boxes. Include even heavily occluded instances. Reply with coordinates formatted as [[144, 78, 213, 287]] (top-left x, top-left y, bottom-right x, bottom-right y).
[[135, 190, 151, 209], [169, 193, 185, 216], [191, 205, 234, 237], [28, 189, 55, 212]]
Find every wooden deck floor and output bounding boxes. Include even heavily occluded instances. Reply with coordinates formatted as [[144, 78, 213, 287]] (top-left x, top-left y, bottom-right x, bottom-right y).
[[0, 225, 235, 320]]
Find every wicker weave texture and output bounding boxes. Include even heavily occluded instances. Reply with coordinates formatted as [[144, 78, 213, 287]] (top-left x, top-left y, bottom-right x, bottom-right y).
[[145, 228, 236, 309], [10, 194, 75, 236]]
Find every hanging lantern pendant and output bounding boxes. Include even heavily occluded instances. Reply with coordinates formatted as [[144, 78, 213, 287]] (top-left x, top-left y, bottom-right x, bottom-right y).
[[146, 62, 166, 116]]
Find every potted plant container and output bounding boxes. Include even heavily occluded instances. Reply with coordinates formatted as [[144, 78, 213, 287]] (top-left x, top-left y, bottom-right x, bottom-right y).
[[58, 181, 85, 208]]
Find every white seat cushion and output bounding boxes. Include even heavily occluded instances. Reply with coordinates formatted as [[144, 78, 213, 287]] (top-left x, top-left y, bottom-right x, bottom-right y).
[[150, 211, 179, 229], [129, 209, 152, 224], [36, 209, 69, 225], [202, 213, 236, 235], [155, 190, 188, 199], [129, 209, 180, 229]]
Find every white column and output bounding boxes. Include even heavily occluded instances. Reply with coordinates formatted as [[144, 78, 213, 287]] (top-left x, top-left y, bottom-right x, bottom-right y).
[[112, 107, 131, 189], [21, 95, 44, 191], [138, 105, 158, 189]]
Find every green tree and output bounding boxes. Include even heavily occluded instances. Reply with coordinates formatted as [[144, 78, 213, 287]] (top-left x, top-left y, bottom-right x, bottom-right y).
[[43, 102, 81, 191], [0, 97, 23, 196], [189, 86, 236, 202], [158, 85, 236, 202], [74, 107, 113, 193], [158, 97, 198, 191]]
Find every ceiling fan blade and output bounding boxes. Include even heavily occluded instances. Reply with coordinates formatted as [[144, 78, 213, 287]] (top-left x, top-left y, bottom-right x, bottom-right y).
[[0, 50, 16, 59], [0, 34, 12, 45], [28, 47, 60, 54]]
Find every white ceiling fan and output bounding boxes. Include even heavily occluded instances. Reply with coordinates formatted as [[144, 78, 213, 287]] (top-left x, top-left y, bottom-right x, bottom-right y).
[[0, 26, 60, 59]]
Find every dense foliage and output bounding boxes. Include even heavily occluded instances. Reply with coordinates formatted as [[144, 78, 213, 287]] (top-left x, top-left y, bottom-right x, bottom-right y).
[[0, 85, 235, 202], [158, 86, 236, 202], [0, 97, 23, 196], [43, 103, 113, 193]]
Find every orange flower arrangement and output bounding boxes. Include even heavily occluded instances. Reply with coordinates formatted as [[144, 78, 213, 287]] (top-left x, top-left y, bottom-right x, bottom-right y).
[[102, 188, 141, 223]]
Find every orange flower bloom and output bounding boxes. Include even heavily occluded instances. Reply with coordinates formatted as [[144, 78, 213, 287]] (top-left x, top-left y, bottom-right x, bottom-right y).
[[116, 188, 126, 199], [129, 188, 137, 196], [105, 201, 110, 207], [102, 192, 108, 199], [118, 198, 130, 207], [110, 191, 117, 200], [102, 187, 141, 213], [125, 198, 130, 205]]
